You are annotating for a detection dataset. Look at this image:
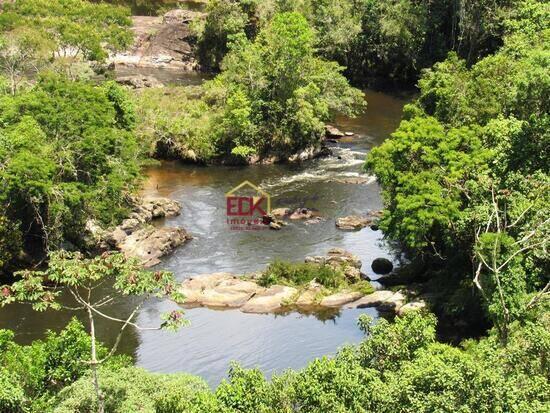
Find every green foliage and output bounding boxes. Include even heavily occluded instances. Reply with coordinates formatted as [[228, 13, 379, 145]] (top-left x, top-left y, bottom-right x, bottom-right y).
[[140, 12, 364, 162], [258, 260, 346, 289], [195, 0, 252, 70], [132, 86, 217, 162], [0, 75, 141, 272], [366, 2, 549, 337], [210, 12, 365, 157], [366, 116, 492, 251], [0, 318, 129, 412], [53, 367, 215, 413], [0, 0, 132, 63]]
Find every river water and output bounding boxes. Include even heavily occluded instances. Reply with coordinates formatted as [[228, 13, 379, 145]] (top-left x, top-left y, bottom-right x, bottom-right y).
[[0, 70, 407, 385]]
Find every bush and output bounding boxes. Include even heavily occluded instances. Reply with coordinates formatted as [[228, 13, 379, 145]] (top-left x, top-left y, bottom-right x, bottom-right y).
[[258, 260, 346, 289], [53, 367, 215, 413]]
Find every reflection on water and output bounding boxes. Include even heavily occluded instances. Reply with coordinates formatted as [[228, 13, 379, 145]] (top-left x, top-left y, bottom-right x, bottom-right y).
[[0, 74, 408, 385]]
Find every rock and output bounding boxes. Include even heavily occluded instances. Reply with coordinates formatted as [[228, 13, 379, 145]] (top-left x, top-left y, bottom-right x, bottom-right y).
[[397, 300, 427, 316], [336, 215, 371, 230], [295, 281, 323, 307], [378, 291, 406, 312], [289, 208, 319, 220], [305, 216, 324, 225], [105, 227, 128, 247], [162, 9, 200, 25], [271, 208, 291, 218], [110, 12, 203, 70], [118, 226, 191, 267], [342, 266, 362, 282], [141, 197, 182, 219], [305, 248, 362, 270], [345, 131, 354, 136], [120, 218, 141, 233], [179, 273, 234, 304], [241, 285, 297, 313], [370, 224, 379, 231], [269, 221, 283, 230], [287, 145, 331, 162], [200, 278, 262, 308], [116, 75, 163, 88], [325, 124, 345, 139], [371, 258, 393, 275], [320, 291, 363, 307], [346, 290, 395, 308]]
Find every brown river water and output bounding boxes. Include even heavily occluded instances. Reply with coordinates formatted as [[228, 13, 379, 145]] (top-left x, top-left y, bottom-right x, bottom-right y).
[[0, 69, 408, 385]]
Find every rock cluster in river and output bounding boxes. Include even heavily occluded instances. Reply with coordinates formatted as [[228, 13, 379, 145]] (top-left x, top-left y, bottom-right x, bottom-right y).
[[178, 248, 420, 315], [84, 197, 191, 267]]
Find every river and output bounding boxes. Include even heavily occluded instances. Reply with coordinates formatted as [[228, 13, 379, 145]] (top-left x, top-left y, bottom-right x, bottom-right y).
[[0, 69, 408, 385]]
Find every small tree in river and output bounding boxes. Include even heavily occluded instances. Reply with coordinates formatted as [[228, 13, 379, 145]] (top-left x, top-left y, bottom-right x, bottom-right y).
[[0, 251, 187, 413]]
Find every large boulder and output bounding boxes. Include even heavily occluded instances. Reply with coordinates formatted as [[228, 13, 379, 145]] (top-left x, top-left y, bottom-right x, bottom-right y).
[[179, 273, 234, 304], [200, 278, 262, 308], [118, 226, 191, 267], [241, 285, 297, 313], [110, 11, 204, 70], [336, 215, 372, 230], [371, 258, 393, 275]]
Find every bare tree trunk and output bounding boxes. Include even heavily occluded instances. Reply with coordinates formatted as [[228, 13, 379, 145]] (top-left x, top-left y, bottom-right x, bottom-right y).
[[87, 307, 105, 413]]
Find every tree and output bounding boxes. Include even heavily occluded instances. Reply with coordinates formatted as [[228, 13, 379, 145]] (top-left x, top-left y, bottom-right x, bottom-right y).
[[0, 0, 132, 79], [0, 27, 52, 94], [210, 12, 365, 158], [0, 251, 187, 413], [0, 76, 139, 274]]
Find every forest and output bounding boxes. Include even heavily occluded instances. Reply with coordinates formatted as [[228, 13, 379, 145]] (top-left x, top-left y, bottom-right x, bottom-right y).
[[0, 0, 548, 412]]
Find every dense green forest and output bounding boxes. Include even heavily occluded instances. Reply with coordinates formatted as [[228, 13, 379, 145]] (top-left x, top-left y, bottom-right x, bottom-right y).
[[0, 0, 548, 412]]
